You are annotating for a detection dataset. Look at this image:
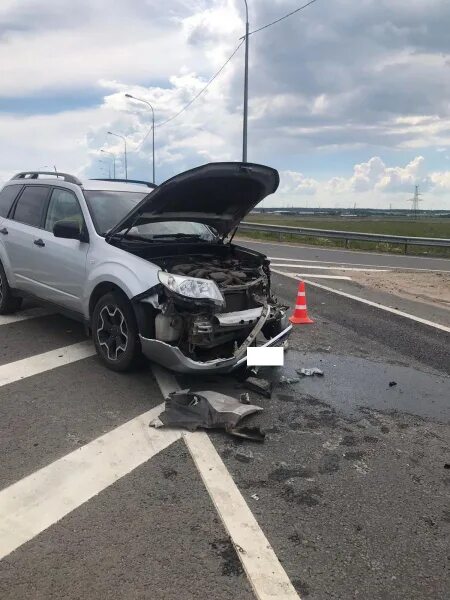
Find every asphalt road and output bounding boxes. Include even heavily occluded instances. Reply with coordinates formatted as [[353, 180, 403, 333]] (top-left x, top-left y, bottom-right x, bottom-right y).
[[0, 271, 449, 600], [239, 239, 450, 328], [240, 238, 450, 272]]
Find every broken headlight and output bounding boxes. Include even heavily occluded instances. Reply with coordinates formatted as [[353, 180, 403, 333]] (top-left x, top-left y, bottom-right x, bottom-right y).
[[158, 271, 225, 306]]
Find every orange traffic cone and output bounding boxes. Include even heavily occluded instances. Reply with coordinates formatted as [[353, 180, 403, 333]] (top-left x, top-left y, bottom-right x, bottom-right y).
[[289, 280, 314, 324]]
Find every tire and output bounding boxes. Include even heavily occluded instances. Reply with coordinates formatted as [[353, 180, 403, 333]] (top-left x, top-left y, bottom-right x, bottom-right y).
[[0, 263, 22, 315], [92, 291, 143, 372]]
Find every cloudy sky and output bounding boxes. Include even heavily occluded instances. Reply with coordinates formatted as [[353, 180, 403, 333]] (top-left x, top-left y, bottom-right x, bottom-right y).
[[1, 0, 450, 208]]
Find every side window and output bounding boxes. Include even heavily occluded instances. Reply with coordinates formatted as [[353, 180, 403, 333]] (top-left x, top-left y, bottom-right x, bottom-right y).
[[45, 188, 84, 234], [13, 186, 49, 227], [0, 185, 23, 218]]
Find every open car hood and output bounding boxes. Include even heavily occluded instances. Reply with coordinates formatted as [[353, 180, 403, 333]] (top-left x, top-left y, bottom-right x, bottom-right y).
[[108, 162, 279, 238]]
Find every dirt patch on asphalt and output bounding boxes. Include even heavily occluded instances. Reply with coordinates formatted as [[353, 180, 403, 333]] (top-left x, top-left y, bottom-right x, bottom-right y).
[[351, 271, 450, 311]]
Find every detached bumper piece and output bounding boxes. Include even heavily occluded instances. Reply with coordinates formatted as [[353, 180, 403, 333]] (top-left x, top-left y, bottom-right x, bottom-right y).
[[152, 390, 266, 442], [140, 322, 292, 373]]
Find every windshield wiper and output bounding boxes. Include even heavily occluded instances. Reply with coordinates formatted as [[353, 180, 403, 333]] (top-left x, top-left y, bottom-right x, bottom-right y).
[[106, 231, 155, 243], [151, 233, 204, 240]]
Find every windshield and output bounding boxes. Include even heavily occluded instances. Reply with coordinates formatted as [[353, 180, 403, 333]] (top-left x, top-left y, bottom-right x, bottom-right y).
[[116, 220, 217, 242], [83, 190, 148, 235]]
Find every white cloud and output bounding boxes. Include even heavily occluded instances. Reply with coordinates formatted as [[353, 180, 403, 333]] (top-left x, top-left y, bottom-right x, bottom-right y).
[[279, 170, 319, 195], [1, 0, 450, 211], [273, 156, 450, 209], [351, 157, 386, 192], [0, 106, 116, 178], [430, 170, 450, 191], [376, 156, 427, 192], [0, 1, 217, 97]]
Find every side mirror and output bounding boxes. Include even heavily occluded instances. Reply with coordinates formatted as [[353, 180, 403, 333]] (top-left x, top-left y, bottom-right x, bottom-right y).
[[53, 220, 88, 242]]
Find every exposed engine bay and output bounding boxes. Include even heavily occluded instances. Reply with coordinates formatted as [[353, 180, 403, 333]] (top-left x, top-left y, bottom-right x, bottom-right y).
[[169, 257, 262, 288], [129, 243, 288, 364]]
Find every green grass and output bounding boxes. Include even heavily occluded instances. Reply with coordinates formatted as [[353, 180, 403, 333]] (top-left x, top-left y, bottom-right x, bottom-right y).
[[246, 214, 450, 237], [241, 215, 450, 257]]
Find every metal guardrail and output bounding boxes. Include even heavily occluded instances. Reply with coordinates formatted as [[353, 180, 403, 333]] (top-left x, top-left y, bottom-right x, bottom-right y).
[[238, 222, 450, 253]]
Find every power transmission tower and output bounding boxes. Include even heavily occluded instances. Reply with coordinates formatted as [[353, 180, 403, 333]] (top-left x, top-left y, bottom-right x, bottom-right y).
[[408, 185, 423, 219]]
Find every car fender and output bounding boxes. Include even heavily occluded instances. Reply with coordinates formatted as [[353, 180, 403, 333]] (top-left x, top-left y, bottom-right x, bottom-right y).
[[84, 255, 159, 319]]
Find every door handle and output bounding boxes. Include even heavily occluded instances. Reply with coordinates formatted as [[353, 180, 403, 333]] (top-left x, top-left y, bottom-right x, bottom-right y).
[[0, 228, 8, 235], [34, 238, 45, 247]]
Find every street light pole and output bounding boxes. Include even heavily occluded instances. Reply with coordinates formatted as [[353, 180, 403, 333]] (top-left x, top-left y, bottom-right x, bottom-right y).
[[101, 149, 116, 178], [107, 131, 127, 179], [125, 93, 156, 184], [242, 0, 249, 163], [98, 159, 111, 179]]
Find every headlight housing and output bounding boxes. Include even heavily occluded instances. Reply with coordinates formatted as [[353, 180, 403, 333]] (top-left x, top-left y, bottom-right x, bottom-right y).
[[158, 271, 225, 306]]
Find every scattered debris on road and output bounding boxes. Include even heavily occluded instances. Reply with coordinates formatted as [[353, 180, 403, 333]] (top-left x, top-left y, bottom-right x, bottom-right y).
[[152, 389, 264, 440], [389, 381, 397, 387], [251, 493, 259, 501], [239, 392, 251, 404], [235, 448, 254, 462], [278, 375, 300, 385], [229, 425, 266, 442], [244, 375, 273, 398], [354, 459, 369, 475], [297, 368, 324, 377]]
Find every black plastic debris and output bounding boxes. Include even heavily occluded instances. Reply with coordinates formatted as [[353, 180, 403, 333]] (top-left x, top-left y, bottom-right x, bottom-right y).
[[235, 365, 260, 383], [157, 389, 263, 433], [278, 376, 300, 385], [229, 425, 266, 443], [239, 392, 251, 405], [244, 376, 273, 398], [389, 381, 397, 387], [235, 448, 254, 462], [444, 463, 450, 470], [297, 368, 324, 377]]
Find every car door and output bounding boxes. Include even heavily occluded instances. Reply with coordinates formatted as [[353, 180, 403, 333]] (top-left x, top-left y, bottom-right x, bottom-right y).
[[31, 187, 89, 314], [0, 184, 24, 285], [2, 184, 51, 296]]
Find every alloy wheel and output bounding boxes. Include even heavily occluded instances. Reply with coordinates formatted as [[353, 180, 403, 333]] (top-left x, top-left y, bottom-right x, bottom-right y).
[[96, 304, 129, 361]]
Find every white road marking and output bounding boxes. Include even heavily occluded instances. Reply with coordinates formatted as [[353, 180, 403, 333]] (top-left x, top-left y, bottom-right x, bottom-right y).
[[270, 263, 389, 272], [273, 270, 450, 333], [152, 365, 301, 600], [1, 358, 302, 600], [291, 274, 352, 280], [0, 342, 95, 388], [0, 403, 181, 561], [0, 308, 52, 327], [186, 433, 300, 600], [268, 256, 450, 274]]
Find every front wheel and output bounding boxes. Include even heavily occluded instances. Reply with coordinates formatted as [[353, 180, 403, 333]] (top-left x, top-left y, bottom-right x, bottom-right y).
[[0, 263, 22, 315], [92, 291, 143, 372]]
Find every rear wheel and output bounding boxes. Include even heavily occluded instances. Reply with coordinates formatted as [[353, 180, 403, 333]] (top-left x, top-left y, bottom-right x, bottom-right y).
[[0, 263, 22, 314], [92, 291, 143, 372]]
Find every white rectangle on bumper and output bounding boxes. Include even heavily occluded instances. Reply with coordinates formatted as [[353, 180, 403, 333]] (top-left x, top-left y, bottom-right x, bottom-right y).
[[247, 346, 284, 367]]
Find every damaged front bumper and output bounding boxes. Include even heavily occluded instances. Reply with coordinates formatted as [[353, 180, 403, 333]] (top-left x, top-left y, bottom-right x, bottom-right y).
[[140, 322, 292, 373]]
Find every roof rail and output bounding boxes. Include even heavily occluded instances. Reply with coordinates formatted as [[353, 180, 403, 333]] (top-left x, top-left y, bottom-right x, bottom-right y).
[[11, 171, 82, 185], [90, 178, 157, 189]]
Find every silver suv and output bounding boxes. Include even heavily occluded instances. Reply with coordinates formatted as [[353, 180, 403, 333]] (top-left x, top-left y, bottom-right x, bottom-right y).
[[0, 163, 291, 373]]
